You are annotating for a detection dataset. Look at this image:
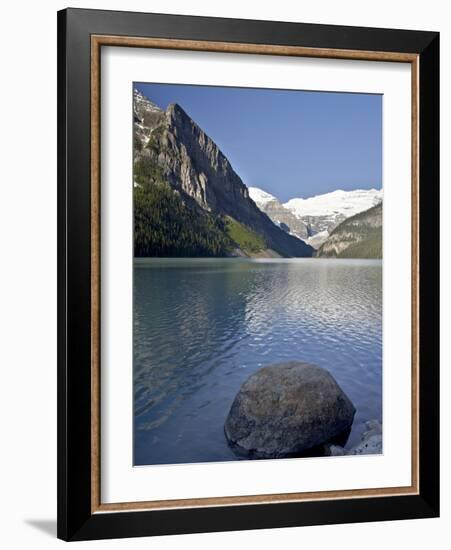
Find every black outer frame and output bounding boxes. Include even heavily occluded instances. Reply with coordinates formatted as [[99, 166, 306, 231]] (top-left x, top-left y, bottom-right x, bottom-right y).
[[57, 8, 439, 542]]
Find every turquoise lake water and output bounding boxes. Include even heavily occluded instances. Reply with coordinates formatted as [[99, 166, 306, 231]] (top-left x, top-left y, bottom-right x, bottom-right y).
[[133, 258, 382, 465]]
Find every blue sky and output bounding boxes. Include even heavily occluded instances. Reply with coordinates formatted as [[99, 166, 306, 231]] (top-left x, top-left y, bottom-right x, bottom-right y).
[[135, 82, 382, 202]]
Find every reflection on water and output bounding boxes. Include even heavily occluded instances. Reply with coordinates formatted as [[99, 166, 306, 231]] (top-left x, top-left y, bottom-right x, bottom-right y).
[[133, 258, 382, 465]]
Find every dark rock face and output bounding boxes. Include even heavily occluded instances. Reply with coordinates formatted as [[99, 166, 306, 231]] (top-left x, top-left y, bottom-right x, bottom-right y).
[[224, 362, 356, 458], [133, 90, 313, 258]]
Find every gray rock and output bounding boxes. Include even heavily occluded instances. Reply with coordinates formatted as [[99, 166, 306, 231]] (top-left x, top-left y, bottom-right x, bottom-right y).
[[250, 195, 310, 240], [224, 362, 356, 458], [348, 433, 382, 455], [348, 420, 382, 455], [325, 444, 346, 456], [325, 420, 383, 456], [363, 419, 382, 435]]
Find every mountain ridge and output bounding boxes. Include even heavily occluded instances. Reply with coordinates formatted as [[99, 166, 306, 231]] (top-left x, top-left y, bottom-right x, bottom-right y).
[[248, 187, 309, 240], [250, 186, 382, 249], [133, 90, 313, 258], [316, 202, 382, 259]]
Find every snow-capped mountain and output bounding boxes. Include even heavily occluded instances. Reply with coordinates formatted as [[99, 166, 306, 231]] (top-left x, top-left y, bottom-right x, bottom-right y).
[[134, 89, 162, 120], [284, 188, 383, 221], [248, 187, 278, 206], [284, 188, 382, 245], [249, 187, 382, 249], [249, 187, 309, 240], [133, 89, 165, 152]]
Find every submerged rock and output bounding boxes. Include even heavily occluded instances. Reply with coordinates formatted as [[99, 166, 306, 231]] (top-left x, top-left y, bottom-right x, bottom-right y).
[[325, 420, 383, 456], [326, 444, 347, 456], [348, 420, 382, 455], [348, 434, 382, 455], [224, 361, 356, 458]]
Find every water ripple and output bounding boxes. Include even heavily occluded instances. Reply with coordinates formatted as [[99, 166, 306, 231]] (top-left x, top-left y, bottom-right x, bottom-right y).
[[134, 258, 382, 465]]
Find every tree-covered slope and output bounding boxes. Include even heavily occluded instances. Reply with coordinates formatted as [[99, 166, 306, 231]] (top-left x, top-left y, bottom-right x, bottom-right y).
[[316, 202, 382, 259], [134, 180, 232, 257], [134, 156, 270, 257]]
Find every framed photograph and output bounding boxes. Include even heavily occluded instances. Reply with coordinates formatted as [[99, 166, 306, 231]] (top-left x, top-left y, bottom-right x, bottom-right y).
[[57, 8, 439, 541]]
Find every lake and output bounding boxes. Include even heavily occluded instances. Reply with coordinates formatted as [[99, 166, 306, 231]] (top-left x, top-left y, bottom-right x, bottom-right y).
[[133, 258, 382, 466]]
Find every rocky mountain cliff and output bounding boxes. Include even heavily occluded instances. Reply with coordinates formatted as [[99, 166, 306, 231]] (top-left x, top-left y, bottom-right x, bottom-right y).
[[133, 89, 313, 258], [248, 188, 309, 240], [316, 202, 382, 259]]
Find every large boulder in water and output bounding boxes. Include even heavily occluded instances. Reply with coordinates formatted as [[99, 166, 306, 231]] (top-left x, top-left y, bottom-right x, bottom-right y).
[[224, 361, 355, 458]]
